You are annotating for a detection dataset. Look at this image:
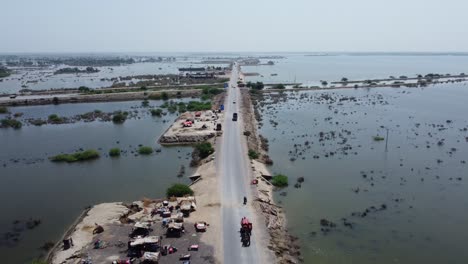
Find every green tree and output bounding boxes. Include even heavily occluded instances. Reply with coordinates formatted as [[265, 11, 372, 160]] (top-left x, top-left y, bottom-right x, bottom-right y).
[[161, 92, 169, 101], [195, 142, 214, 159], [271, 174, 288, 187], [138, 146, 154, 155]]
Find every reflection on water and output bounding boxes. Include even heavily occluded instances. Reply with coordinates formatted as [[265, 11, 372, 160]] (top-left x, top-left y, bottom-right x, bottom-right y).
[[258, 84, 468, 263], [0, 100, 193, 263]]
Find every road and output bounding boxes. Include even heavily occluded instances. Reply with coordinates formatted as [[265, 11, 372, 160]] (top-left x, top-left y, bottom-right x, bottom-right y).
[[217, 63, 270, 263]]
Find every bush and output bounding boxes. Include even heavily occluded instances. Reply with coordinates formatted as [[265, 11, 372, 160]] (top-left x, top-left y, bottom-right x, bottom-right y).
[[186, 101, 211, 111], [247, 81, 264, 90], [109, 148, 121, 157], [273, 83, 285, 89], [1, 118, 22, 129], [166, 183, 194, 197], [78, 86, 91, 93], [149, 94, 161, 100], [50, 149, 100, 163], [161, 92, 169, 101], [138, 146, 154, 155], [48, 114, 64, 124], [112, 111, 128, 124], [141, 100, 149, 107], [271, 174, 288, 187], [195, 142, 214, 159], [0, 106, 8, 114], [248, 149, 259, 159], [373, 136, 385, 141], [150, 108, 163, 116]]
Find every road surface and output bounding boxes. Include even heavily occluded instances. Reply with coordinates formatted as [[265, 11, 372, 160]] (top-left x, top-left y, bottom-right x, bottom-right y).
[[217, 63, 270, 263]]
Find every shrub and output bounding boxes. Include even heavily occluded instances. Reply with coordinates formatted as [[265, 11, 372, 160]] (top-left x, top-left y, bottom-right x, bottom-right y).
[[271, 174, 288, 187], [195, 142, 214, 159], [149, 94, 161, 100], [247, 81, 264, 90], [48, 114, 64, 124], [50, 149, 100, 163], [138, 146, 154, 155], [0, 106, 8, 114], [109, 148, 121, 157], [141, 100, 150, 107], [166, 183, 194, 197], [248, 149, 259, 159], [1, 118, 22, 129], [150, 108, 163, 116], [186, 101, 211, 111], [112, 111, 128, 124], [161, 92, 169, 101], [373, 136, 385, 141], [273, 83, 285, 89], [78, 86, 91, 93]]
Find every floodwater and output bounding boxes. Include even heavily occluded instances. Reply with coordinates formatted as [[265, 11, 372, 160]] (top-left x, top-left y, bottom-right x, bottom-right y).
[[0, 100, 194, 263], [243, 53, 468, 86], [0, 58, 228, 93], [257, 83, 468, 263]]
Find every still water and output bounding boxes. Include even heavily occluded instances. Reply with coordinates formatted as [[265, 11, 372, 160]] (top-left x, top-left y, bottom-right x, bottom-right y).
[[0, 100, 193, 263], [258, 84, 468, 263], [243, 54, 468, 86]]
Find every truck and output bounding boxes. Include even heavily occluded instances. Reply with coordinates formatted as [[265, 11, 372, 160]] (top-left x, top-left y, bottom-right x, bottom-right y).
[[232, 113, 238, 121]]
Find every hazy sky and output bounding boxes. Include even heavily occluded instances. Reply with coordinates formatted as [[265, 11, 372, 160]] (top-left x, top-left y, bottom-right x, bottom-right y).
[[1, 0, 467, 53]]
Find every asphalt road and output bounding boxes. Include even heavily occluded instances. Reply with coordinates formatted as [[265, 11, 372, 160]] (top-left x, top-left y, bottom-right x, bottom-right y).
[[217, 63, 268, 264]]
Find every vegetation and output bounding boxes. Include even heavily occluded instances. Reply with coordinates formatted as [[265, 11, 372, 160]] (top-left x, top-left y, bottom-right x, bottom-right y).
[[138, 146, 154, 155], [248, 149, 259, 159], [50, 149, 100, 163], [166, 183, 194, 197], [341, 77, 348, 82], [0, 66, 11, 78], [246, 81, 264, 90], [48, 114, 64, 124], [148, 93, 162, 100], [109, 148, 121, 157], [54, 67, 99, 75], [0, 106, 8, 114], [373, 136, 385, 141], [195, 142, 214, 159], [187, 101, 211, 111], [271, 174, 289, 187], [112, 111, 128, 124], [201, 87, 223, 100], [273, 83, 285, 89], [150, 108, 163, 116], [0, 118, 22, 129], [31, 260, 47, 264], [141, 99, 150, 107], [78, 86, 91, 93], [161, 92, 169, 101], [321, 81, 328, 86]]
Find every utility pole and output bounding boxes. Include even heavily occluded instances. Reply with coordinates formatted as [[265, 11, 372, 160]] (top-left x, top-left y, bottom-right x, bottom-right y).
[[385, 128, 389, 152]]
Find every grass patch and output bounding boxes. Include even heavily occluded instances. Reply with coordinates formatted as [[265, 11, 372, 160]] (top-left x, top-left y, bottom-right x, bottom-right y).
[[109, 148, 121, 157], [248, 149, 259, 159], [138, 146, 154, 155], [271, 174, 289, 187], [48, 114, 64, 124], [166, 183, 194, 197], [50, 149, 100, 163]]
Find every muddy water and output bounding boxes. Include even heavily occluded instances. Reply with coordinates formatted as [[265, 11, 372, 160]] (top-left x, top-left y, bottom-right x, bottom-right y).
[[0, 100, 194, 263], [257, 84, 468, 263]]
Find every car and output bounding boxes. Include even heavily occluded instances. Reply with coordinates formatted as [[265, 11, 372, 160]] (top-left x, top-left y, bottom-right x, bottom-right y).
[[233, 101, 236, 104], [232, 113, 238, 121]]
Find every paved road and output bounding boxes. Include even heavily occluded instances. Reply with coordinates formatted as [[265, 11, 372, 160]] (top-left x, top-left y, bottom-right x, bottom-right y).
[[217, 63, 268, 263]]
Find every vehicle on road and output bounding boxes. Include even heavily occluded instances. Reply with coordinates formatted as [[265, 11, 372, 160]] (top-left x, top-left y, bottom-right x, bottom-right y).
[[232, 113, 238, 121], [240, 217, 252, 247]]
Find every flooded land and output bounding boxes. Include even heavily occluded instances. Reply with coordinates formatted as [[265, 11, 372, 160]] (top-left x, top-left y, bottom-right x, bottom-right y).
[[2, 52, 468, 263], [254, 83, 468, 263]]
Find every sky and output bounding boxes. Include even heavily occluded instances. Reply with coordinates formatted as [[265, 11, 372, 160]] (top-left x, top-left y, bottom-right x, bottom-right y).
[[1, 0, 468, 53]]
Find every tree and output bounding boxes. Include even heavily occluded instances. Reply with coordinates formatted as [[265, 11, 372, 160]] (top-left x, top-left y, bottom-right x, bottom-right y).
[[248, 149, 259, 159], [150, 108, 163, 116], [271, 174, 288, 187], [341, 77, 348, 82], [195, 142, 214, 159], [273, 83, 285, 89], [112, 111, 127, 124], [161, 92, 169, 101], [321, 81, 328, 86]]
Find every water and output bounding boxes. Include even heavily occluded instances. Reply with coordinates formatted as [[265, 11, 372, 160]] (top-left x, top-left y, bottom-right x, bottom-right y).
[[242, 53, 468, 86], [0, 100, 194, 263], [0, 57, 228, 93], [257, 83, 468, 263]]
